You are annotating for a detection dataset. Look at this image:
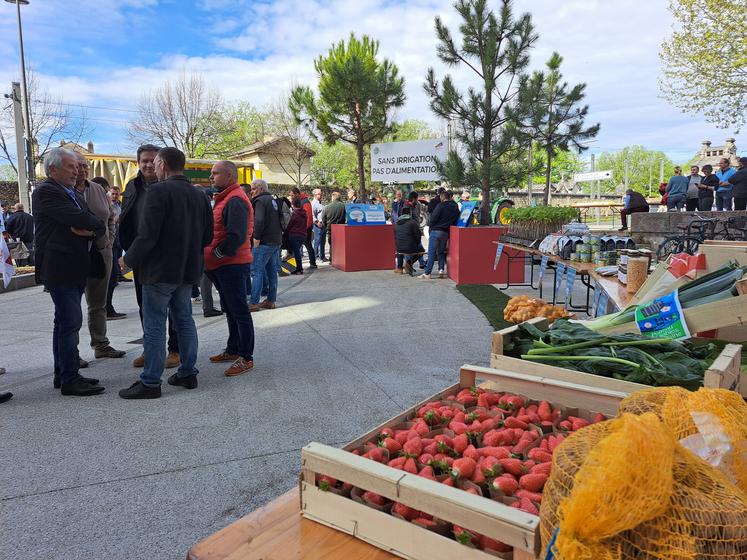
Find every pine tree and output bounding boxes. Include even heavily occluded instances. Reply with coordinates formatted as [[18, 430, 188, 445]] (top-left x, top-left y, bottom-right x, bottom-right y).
[[510, 52, 599, 204], [424, 0, 537, 223], [290, 34, 405, 200]]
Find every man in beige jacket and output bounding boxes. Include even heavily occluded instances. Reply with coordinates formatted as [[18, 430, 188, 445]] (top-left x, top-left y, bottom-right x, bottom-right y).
[[74, 153, 126, 359]]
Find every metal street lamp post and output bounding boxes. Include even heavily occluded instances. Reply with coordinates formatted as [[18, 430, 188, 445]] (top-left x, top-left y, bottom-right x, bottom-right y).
[[5, 0, 35, 209]]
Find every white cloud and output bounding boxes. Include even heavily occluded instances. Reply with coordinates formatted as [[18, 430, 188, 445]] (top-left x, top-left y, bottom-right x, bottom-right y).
[[0, 0, 743, 160]]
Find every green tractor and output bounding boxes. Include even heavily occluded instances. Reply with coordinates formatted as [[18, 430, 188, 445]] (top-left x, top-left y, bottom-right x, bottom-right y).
[[491, 196, 515, 225]]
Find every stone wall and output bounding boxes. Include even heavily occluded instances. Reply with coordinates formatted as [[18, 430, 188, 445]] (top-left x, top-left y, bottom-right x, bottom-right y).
[[630, 211, 747, 247]]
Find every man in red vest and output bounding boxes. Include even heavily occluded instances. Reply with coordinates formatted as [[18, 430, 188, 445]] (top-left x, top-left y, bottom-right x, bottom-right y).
[[204, 161, 256, 377]]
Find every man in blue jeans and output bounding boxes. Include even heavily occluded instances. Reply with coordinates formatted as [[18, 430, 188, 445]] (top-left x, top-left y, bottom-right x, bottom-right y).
[[119, 147, 213, 399], [249, 179, 282, 312], [311, 188, 327, 262], [418, 190, 460, 280], [33, 147, 107, 396]]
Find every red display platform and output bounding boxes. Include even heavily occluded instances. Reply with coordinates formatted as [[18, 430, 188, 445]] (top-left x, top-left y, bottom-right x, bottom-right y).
[[330, 224, 395, 272], [447, 225, 525, 285]]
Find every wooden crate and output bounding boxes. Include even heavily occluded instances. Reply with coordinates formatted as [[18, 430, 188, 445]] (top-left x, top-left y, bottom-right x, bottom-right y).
[[491, 318, 744, 396], [300, 365, 629, 560]]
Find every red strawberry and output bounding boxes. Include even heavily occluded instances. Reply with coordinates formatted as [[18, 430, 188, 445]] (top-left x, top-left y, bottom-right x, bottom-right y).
[[452, 433, 469, 455], [463, 444, 480, 461], [418, 466, 436, 480], [451, 457, 477, 479], [392, 502, 419, 521], [480, 456, 500, 477], [482, 430, 501, 447], [479, 446, 510, 460], [537, 400, 552, 422], [441, 476, 455, 487], [388, 456, 406, 469], [491, 476, 519, 495], [403, 437, 422, 457], [516, 489, 543, 503], [413, 420, 430, 436], [593, 412, 606, 423], [449, 421, 469, 435], [531, 462, 552, 476], [362, 491, 386, 506], [518, 496, 539, 515], [471, 467, 486, 485], [519, 473, 548, 492], [499, 458, 527, 477], [528, 448, 553, 463], [479, 535, 512, 553], [317, 475, 337, 491], [558, 420, 573, 431], [504, 417, 528, 430], [412, 517, 437, 528], [403, 457, 418, 474], [380, 437, 402, 454], [364, 447, 386, 463], [453, 525, 478, 546]]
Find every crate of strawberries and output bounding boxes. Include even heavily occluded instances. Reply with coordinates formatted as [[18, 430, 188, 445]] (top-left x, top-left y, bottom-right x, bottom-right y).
[[300, 365, 627, 560]]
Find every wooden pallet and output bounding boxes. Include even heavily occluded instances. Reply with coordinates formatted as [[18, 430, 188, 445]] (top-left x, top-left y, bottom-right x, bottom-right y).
[[491, 318, 743, 396], [300, 365, 629, 560]]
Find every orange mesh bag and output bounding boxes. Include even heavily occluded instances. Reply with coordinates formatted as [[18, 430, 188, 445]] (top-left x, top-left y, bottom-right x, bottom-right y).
[[540, 410, 747, 560]]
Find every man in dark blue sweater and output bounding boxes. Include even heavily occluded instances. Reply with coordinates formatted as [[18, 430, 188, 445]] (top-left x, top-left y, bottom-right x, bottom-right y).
[[418, 190, 460, 279]]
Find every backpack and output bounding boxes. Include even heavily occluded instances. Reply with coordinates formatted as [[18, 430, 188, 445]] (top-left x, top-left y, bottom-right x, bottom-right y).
[[273, 195, 292, 232]]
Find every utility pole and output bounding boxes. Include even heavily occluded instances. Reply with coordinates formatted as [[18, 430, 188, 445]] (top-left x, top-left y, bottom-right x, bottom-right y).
[[9, 82, 29, 209], [527, 142, 533, 205]]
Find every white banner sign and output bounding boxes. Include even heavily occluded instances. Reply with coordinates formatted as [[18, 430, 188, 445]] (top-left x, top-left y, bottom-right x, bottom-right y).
[[574, 170, 613, 182], [371, 138, 448, 182]]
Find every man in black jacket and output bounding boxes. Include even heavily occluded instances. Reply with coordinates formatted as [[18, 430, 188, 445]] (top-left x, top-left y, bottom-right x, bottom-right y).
[[249, 179, 282, 311], [729, 157, 747, 211], [618, 190, 649, 232], [394, 207, 424, 275], [119, 147, 213, 399], [5, 202, 34, 265], [418, 190, 460, 280], [120, 144, 181, 370], [33, 147, 106, 396]]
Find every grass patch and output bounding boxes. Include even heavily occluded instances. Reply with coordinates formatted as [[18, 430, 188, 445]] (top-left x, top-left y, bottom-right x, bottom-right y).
[[456, 284, 512, 330]]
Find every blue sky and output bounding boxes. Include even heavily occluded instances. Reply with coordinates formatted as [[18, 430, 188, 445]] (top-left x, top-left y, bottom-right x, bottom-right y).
[[1, 0, 744, 168]]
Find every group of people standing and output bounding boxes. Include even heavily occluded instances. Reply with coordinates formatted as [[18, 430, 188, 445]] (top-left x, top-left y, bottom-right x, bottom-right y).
[[391, 187, 461, 279], [13, 142, 311, 401], [664, 157, 747, 212]]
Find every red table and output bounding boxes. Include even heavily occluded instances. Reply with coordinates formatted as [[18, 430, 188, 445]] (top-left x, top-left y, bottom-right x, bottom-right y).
[[447, 225, 525, 285], [330, 224, 395, 272]]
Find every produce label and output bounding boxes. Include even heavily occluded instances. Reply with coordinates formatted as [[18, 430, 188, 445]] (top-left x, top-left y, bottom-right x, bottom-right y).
[[634, 290, 691, 340], [591, 282, 602, 317], [492, 242, 504, 271], [554, 263, 565, 299], [539, 255, 549, 281], [596, 289, 609, 317], [564, 268, 577, 307]]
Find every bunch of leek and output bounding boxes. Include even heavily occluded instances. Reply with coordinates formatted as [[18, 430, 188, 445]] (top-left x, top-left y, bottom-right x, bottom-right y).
[[585, 261, 746, 332]]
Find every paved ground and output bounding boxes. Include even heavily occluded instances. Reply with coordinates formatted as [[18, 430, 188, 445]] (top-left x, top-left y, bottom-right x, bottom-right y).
[[0, 262, 493, 560]]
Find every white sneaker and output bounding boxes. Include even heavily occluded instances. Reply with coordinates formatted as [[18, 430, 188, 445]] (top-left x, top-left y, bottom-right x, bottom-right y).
[[417, 273, 432, 280], [438, 270, 445, 279]]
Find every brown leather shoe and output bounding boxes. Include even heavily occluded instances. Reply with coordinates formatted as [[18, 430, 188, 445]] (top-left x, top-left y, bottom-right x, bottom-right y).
[[133, 354, 145, 368], [224, 357, 254, 377], [165, 352, 180, 369], [259, 300, 276, 310], [210, 352, 239, 363], [249, 304, 262, 312]]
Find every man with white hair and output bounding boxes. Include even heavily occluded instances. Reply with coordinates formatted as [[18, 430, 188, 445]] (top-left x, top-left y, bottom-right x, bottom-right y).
[[33, 147, 107, 396], [311, 188, 327, 262], [249, 179, 282, 311], [73, 153, 125, 360]]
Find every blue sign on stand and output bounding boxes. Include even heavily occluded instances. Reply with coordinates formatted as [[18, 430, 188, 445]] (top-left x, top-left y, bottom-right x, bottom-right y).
[[539, 255, 549, 281], [564, 268, 577, 307], [554, 263, 566, 299], [345, 204, 387, 226], [456, 201, 478, 227]]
